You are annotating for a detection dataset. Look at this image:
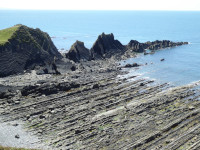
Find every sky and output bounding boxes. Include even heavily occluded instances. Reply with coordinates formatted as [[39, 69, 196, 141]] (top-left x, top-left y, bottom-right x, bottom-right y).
[[1, 0, 200, 11]]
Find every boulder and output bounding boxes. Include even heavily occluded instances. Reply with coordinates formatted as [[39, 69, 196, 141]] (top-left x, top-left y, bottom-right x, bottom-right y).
[[71, 66, 76, 71], [90, 33, 125, 59], [15, 134, 20, 139], [160, 58, 165, 61], [66, 40, 91, 62], [0, 24, 62, 77]]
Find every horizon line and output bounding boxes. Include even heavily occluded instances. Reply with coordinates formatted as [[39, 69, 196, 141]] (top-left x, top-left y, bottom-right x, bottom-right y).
[[0, 8, 200, 11]]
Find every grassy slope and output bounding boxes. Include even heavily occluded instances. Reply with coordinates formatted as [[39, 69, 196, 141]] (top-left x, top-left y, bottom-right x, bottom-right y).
[[0, 25, 21, 45], [0, 145, 37, 150]]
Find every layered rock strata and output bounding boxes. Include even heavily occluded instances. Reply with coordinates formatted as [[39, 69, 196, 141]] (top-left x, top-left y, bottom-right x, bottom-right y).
[[0, 71, 200, 150], [0, 25, 62, 77]]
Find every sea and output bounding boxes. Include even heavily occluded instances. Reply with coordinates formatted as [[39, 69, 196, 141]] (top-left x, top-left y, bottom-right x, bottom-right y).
[[1, 10, 200, 86]]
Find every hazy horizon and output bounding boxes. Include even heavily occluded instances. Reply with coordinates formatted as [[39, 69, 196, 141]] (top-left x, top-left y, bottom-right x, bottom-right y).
[[1, 0, 200, 11]]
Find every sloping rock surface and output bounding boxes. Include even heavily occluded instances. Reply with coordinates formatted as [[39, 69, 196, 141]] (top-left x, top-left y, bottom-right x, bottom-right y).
[[1, 72, 200, 150]]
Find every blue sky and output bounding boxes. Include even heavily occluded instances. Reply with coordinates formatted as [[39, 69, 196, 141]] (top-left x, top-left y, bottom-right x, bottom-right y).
[[1, 0, 200, 10]]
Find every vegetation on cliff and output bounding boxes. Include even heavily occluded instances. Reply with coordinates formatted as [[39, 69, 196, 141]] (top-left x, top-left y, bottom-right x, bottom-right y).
[[0, 25, 61, 77], [0, 145, 36, 150], [0, 25, 20, 45]]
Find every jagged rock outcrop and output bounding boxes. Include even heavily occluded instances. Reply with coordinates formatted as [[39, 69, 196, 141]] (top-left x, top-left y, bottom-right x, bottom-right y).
[[126, 40, 144, 53], [66, 40, 90, 62], [65, 33, 188, 62], [90, 33, 125, 59], [0, 25, 62, 77], [143, 40, 188, 50], [21, 81, 80, 96], [126, 40, 188, 53]]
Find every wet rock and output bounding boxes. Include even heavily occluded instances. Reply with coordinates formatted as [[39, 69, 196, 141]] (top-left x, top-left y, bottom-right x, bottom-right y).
[[160, 58, 165, 61], [124, 63, 140, 68]]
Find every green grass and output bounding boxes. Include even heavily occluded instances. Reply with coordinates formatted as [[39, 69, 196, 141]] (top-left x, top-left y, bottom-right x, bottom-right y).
[[0, 25, 21, 45], [0, 145, 37, 150]]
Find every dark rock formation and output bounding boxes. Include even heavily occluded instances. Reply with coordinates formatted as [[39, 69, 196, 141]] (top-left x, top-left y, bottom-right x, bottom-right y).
[[126, 40, 144, 53], [124, 63, 140, 68], [0, 84, 19, 99], [160, 58, 165, 61], [71, 66, 76, 71], [21, 81, 80, 96], [66, 40, 90, 62], [65, 33, 188, 62], [0, 25, 62, 77], [90, 33, 125, 59], [126, 40, 188, 53], [143, 40, 188, 50], [15, 134, 20, 139]]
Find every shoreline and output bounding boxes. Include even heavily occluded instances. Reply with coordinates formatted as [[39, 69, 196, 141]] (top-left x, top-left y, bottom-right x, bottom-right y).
[[0, 59, 200, 149], [0, 24, 198, 150]]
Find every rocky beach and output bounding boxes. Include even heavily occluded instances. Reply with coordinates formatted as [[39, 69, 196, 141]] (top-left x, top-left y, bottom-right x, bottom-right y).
[[1, 25, 200, 150]]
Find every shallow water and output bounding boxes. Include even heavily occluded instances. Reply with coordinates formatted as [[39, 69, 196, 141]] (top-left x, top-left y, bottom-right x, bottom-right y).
[[121, 43, 200, 86]]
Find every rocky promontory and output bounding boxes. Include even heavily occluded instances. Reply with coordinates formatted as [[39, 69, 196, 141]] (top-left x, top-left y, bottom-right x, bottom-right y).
[[0, 25, 62, 77], [66, 33, 188, 62], [143, 40, 188, 50]]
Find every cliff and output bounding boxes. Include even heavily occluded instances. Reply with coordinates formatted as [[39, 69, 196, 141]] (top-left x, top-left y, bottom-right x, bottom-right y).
[[0, 25, 62, 77]]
